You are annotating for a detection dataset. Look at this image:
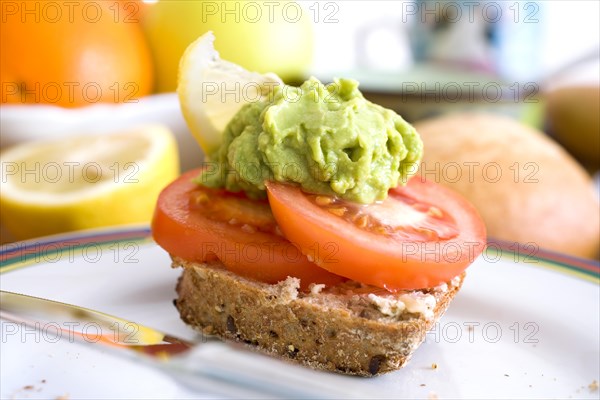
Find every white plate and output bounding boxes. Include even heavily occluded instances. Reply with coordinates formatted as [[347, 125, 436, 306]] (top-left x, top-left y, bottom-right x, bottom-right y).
[[0, 94, 203, 171], [1, 227, 598, 399]]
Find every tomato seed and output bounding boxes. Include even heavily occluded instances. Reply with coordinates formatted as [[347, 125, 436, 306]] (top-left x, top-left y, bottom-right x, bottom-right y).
[[315, 196, 333, 206], [416, 228, 436, 238], [241, 224, 255, 233], [427, 206, 443, 218], [354, 214, 369, 229], [328, 207, 347, 217], [374, 226, 388, 235], [195, 192, 210, 204]]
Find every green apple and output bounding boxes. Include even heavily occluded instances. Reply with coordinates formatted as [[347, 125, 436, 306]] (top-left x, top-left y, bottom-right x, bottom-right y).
[[142, 0, 314, 92]]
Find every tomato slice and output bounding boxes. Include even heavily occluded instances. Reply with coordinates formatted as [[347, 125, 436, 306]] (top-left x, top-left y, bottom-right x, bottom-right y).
[[266, 178, 486, 291], [152, 169, 346, 290]]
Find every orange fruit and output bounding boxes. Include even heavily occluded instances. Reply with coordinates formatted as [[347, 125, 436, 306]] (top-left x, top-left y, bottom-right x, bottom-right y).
[[0, 0, 153, 108]]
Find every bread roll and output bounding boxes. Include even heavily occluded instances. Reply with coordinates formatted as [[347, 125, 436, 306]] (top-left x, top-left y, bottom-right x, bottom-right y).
[[414, 113, 599, 259]]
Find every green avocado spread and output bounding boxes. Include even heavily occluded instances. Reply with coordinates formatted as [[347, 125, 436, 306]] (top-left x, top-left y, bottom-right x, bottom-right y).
[[196, 77, 423, 204]]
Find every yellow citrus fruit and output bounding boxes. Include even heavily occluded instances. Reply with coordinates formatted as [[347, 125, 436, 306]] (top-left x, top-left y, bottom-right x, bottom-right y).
[[142, 0, 313, 92], [177, 31, 282, 156], [0, 125, 179, 240]]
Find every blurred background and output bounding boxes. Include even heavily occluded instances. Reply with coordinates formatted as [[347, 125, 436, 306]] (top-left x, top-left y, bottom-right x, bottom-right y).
[[1, 0, 599, 259]]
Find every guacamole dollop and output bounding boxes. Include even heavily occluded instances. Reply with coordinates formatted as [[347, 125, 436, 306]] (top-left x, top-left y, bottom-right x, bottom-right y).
[[197, 77, 423, 204]]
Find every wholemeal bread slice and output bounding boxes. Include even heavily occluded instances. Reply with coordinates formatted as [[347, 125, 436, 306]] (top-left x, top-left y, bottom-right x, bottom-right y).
[[173, 256, 464, 376]]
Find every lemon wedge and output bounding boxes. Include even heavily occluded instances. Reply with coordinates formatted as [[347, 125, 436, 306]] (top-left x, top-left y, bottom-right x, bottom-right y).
[[177, 31, 282, 157], [0, 125, 179, 241]]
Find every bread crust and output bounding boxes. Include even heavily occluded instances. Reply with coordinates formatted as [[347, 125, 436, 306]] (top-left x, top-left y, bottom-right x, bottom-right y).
[[173, 256, 464, 376]]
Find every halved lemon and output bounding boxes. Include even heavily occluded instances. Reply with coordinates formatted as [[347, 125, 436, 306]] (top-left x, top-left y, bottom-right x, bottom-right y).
[[177, 31, 282, 157], [0, 125, 179, 240]]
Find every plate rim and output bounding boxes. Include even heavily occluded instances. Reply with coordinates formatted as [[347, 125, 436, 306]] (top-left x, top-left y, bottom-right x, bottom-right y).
[[1, 225, 598, 284]]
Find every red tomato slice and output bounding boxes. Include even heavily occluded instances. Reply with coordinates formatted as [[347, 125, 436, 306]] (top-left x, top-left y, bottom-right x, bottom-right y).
[[266, 178, 486, 291], [152, 169, 346, 290]]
